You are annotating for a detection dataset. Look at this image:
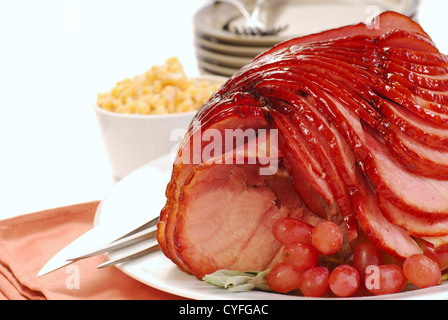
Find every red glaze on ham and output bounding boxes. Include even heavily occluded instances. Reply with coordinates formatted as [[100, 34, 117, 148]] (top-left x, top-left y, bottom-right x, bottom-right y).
[[157, 12, 448, 279]]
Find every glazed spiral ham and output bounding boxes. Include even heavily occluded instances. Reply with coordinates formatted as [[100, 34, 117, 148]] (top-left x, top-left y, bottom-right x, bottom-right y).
[[157, 12, 448, 279]]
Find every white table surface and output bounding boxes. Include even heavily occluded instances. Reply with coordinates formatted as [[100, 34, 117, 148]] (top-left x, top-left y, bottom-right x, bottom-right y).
[[0, 0, 446, 220]]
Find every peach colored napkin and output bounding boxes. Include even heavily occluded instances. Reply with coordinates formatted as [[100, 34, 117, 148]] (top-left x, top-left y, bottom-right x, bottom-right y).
[[0, 201, 186, 300]]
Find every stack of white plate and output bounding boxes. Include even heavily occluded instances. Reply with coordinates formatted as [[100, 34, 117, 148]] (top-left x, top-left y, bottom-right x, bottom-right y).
[[193, 0, 420, 77]]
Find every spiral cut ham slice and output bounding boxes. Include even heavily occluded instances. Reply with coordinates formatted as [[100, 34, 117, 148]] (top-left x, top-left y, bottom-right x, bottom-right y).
[[157, 12, 448, 279]]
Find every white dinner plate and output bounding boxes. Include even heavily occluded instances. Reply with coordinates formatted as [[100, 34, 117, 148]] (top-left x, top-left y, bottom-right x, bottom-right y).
[[196, 59, 240, 78], [195, 45, 253, 68], [95, 154, 448, 300], [195, 34, 269, 57]]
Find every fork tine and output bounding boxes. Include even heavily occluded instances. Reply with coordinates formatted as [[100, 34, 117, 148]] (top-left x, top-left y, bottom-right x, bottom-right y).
[[67, 216, 159, 262], [231, 24, 288, 36], [97, 239, 160, 269], [68, 224, 158, 261], [115, 216, 159, 241]]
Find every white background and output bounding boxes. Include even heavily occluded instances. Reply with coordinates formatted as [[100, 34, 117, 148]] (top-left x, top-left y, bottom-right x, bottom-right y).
[[0, 0, 447, 219]]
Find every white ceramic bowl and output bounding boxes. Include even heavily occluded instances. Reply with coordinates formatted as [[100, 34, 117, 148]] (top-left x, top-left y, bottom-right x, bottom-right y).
[[94, 75, 227, 180]]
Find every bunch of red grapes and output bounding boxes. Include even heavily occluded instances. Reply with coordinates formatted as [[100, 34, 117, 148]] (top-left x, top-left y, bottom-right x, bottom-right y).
[[267, 218, 446, 297]]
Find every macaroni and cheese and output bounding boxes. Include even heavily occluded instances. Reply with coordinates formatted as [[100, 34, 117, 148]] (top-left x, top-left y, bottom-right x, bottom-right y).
[[97, 57, 221, 114]]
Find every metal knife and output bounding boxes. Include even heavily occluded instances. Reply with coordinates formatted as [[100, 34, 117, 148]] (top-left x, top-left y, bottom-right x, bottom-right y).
[[37, 217, 159, 277]]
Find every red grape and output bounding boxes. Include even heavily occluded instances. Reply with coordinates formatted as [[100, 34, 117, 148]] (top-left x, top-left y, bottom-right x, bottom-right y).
[[353, 242, 382, 278], [267, 262, 303, 293], [299, 266, 330, 297], [282, 242, 319, 271], [365, 264, 407, 296], [312, 221, 343, 255], [272, 218, 313, 245], [403, 254, 441, 289], [329, 265, 360, 297], [416, 239, 448, 271]]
